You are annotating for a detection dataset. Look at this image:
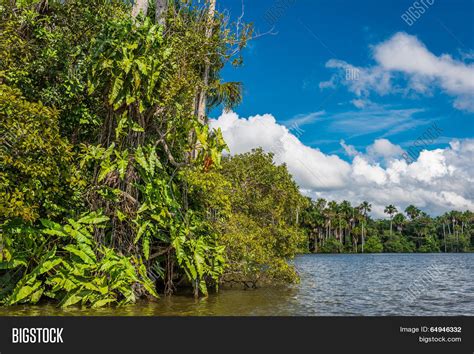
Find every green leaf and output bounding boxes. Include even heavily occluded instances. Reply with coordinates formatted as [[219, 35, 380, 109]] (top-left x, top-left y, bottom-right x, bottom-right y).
[[138, 263, 158, 298], [37, 258, 62, 275], [92, 298, 115, 309], [131, 121, 144, 132], [98, 162, 116, 183], [115, 150, 129, 180], [134, 221, 150, 244], [143, 233, 150, 260], [135, 59, 148, 75], [0, 259, 27, 270], [77, 213, 109, 225], [116, 210, 127, 222], [30, 287, 44, 304], [64, 245, 96, 265], [135, 146, 148, 171], [59, 292, 82, 308], [109, 74, 124, 105], [9, 281, 42, 304]]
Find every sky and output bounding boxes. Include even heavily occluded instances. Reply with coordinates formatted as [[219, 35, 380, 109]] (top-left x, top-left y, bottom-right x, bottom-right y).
[[210, 0, 474, 217]]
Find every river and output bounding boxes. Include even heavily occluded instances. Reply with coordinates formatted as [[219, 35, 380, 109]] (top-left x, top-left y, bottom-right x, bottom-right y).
[[1, 253, 472, 316]]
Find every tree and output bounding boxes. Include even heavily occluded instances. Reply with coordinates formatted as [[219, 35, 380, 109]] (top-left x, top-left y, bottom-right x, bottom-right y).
[[405, 205, 421, 220], [219, 149, 309, 285], [365, 236, 383, 253], [393, 213, 406, 233], [384, 204, 398, 236], [327, 201, 338, 240], [339, 200, 353, 245], [301, 198, 325, 252], [358, 201, 372, 253], [196, 0, 217, 123], [0, 85, 80, 222]]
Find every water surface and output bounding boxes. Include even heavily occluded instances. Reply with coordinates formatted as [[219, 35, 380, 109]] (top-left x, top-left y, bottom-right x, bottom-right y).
[[1, 253, 472, 316]]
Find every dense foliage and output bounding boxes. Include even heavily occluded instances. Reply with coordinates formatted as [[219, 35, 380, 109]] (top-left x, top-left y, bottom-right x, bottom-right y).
[[0, 0, 304, 308], [220, 149, 308, 286]]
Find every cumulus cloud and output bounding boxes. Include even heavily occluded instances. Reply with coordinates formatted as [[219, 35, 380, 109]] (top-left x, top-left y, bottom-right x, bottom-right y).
[[210, 111, 350, 189], [366, 139, 405, 160], [321, 32, 474, 112], [210, 111, 474, 217]]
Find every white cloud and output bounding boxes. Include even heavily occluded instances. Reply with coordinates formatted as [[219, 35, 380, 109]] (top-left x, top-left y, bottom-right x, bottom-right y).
[[210, 111, 350, 189], [366, 138, 405, 160], [340, 139, 359, 157], [283, 111, 325, 127], [211, 111, 474, 217], [350, 99, 372, 109], [352, 156, 388, 185], [327, 106, 427, 137], [321, 59, 393, 97], [321, 32, 474, 112]]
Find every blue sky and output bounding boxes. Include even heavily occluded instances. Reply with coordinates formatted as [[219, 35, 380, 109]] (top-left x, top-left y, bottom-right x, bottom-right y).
[[215, 0, 474, 159], [210, 0, 474, 216]]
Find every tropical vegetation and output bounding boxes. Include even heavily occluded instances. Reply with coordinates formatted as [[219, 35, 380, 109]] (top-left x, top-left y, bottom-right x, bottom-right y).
[[0, 0, 305, 307], [0, 0, 472, 309], [301, 200, 474, 254]]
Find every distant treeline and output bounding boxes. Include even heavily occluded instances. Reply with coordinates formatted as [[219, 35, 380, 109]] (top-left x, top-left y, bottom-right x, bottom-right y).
[[301, 200, 473, 253]]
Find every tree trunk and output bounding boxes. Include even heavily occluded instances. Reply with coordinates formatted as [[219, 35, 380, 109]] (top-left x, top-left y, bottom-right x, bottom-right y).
[[443, 223, 447, 252], [155, 0, 167, 26], [193, 280, 199, 299], [196, 0, 216, 124], [361, 223, 365, 253], [132, 0, 149, 18], [189, 0, 217, 160]]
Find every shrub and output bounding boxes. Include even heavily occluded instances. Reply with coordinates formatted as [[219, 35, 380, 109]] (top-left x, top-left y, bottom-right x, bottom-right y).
[[0, 84, 83, 222], [0, 212, 157, 307], [364, 236, 383, 253], [320, 239, 343, 253]]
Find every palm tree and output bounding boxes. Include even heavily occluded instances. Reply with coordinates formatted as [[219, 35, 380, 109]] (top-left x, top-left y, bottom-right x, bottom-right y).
[[315, 199, 327, 249], [384, 204, 398, 236], [404, 205, 422, 248], [301, 198, 324, 252], [339, 200, 352, 245], [393, 213, 406, 233], [405, 205, 421, 221], [358, 201, 372, 253], [327, 201, 339, 240]]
